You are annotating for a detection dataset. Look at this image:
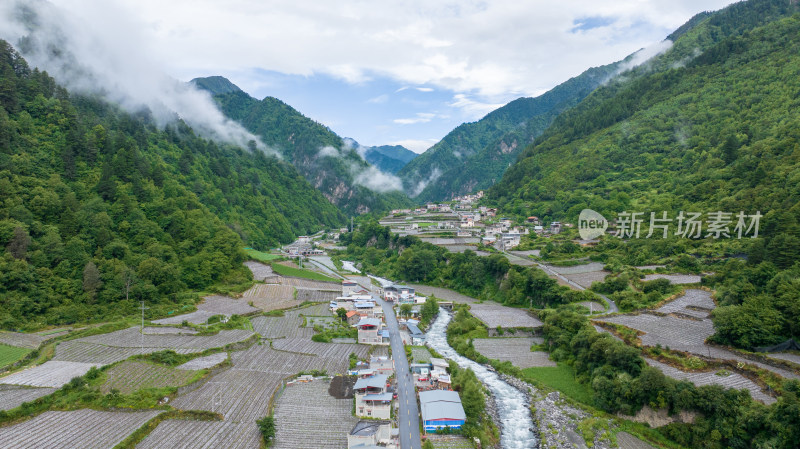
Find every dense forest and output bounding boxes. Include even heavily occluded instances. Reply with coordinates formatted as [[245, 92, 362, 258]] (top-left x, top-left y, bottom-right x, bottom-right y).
[[0, 41, 344, 329], [398, 60, 622, 202], [193, 76, 413, 214]]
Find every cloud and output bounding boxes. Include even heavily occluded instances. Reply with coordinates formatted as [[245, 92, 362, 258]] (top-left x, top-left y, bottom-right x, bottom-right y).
[[388, 139, 438, 154], [0, 0, 273, 154], [616, 39, 674, 73], [318, 145, 340, 157], [449, 94, 505, 118], [409, 167, 442, 197], [393, 112, 436, 125], [353, 165, 404, 192], [367, 94, 389, 104]]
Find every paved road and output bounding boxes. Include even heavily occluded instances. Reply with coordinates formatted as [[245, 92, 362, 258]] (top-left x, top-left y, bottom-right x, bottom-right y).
[[377, 294, 422, 449], [307, 259, 422, 448]]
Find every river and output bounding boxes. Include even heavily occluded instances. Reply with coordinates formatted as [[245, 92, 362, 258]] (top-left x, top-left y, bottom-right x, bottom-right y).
[[426, 308, 538, 449]]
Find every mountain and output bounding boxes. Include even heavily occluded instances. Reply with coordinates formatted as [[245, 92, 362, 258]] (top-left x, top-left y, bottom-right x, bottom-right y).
[[192, 78, 413, 214], [0, 40, 344, 328], [344, 139, 417, 174], [490, 0, 800, 225], [397, 62, 622, 202]]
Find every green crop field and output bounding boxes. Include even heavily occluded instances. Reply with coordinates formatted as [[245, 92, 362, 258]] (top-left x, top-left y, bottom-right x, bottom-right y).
[[245, 248, 282, 262], [271, 263, 338, 282], [0, 344, 31, 368], [522, 363, 594, 405]]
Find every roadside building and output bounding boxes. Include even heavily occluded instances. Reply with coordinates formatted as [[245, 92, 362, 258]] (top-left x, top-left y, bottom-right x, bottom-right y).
[[346, 311, 361, 326], [356, 318, 383, 345], [369, 356, 394, 376], [407, 323, 425, 345], [419, 390, 467, 433], [354, 375, 392, 418], [342, 280, 359, 296], [348, 420, 393, 448]]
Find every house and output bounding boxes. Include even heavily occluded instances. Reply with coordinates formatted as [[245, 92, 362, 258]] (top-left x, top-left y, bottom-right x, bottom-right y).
[[407, 323, 425, 345], [369, 356, 394, 376], [527, 216, 540, 224], [357, 318, 385, 345], [346, 311, 361, 326], [430, 358, 448, 380], [355, 301, 377, 317], [348, 420, 392, 448], [354, 375, 392, 419], [384, 285, 415, 303], [419, 390, 466, 433], [410, 362, 432, 374], [533, 225, 544, 234], [297, 236, 311, 244], [342, 280, 359, 296], [550, 221, 562, 234]]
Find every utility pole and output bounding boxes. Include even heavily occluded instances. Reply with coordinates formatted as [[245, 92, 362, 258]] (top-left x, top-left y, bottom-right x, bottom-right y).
[[140, 301, 149, 354]]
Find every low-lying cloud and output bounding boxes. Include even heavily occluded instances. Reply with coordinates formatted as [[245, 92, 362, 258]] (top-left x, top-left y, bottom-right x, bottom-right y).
[[0, 0, 271, 153]]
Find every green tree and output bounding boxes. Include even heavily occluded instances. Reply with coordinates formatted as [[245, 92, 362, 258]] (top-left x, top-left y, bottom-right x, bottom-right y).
[[336, 307, 347, 322]]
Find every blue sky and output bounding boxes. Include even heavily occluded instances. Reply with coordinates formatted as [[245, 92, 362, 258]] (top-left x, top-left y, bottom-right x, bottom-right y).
[[22, 0, 738, 153]]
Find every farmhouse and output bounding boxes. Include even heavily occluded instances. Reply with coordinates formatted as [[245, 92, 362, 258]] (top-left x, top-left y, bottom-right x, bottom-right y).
[[345, 311, 360, 326], [369, 356, 394, 376], [383, 285, 415, 303], [354, 375, 392, 419], [356, 318, 384, 345], [406, 323, 425, 345], [348, 420, 393, 448], [342, 280, 359, 296], [419, 390, 467, 433]]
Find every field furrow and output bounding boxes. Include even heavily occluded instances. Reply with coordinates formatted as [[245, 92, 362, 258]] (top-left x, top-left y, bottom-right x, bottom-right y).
[[136, 420, 260, 449], [0, 385, 56, 411]]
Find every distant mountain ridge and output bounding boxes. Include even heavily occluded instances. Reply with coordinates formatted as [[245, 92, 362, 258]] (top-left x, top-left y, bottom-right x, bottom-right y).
[[343, 138, 417, 174], [192, 78, 412, 214], [397, 60, 622, 202]]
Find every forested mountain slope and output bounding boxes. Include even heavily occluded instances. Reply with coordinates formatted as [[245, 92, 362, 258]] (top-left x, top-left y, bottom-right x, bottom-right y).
[[193, 77, 412, 214], [0, 41, 343, 328], [357, 142, 417, 174], [398, 62, 621, 202]]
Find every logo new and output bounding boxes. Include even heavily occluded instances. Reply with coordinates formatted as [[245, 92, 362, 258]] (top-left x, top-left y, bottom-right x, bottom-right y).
[[578, 209, 607, 240]]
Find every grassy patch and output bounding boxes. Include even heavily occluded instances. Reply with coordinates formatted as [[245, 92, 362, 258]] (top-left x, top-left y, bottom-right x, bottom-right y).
[[522, 363, 594, 405], [271, 263, 338, 282], [245, 248, 282, 262], [0, 344, 31, 368]]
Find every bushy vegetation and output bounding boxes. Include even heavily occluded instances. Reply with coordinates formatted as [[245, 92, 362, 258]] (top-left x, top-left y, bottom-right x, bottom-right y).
[[0, 41, 343, 330], [256, 415, 276, 444], [447, 361, 498, 446], [541, 308, 800, 449]]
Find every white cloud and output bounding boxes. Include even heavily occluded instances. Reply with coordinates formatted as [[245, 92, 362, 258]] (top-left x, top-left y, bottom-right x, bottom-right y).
[[394, 112, 437, 125], [318, 145, 340, 157], [389, 139, 438, 153], [353, 165, 404, 192], [367, 94, 389, 104], [65, 0, 734, 102], [449, 94, 505, 118], [0, 0, 274, 154]]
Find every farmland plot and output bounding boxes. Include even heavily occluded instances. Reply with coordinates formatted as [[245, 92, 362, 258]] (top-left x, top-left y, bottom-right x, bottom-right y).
[[296, 289, 338, 303], [137, 420, 259, 449], [0, 361, 98, 388], [0, 409, 162, 449], [645, 358, 775, 404], [269, 340, 368, 374], [595, 314, 800, 380], [577, 301, 606, 313], [470, 303, 543, 328], [0, 385, 56, 411], [0, 331, 47, 350], [563, 270, 610, 289], [54, 341, 143, 365], [410, 346, 432, 363], [242, 284, 299, 312], [656, 289, 715, 318], [176, 352, 228, 371], [251, 316, 312, 340], [406, 284, 477, 304], [142, 327, 198, 335], [768, 352, 800, 366], [171, 368, 282, 421], [100, 361, 198, 394], [77, 327, 254, 351], [272, 379, 358, 449], [473, 338, 556, 368], [244, 261, 275, 281], [152, 296, 258, 325], [643, 274, 702, 284], [548, 262, 606, 275], [279, 277, 341, 290]]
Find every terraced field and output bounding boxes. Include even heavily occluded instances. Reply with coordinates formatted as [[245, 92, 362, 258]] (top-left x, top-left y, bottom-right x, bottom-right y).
[[576, 301, 606, 313], [54, 341, 143, 365], [469, 303, 543, 328], [595, 314, 800, 380], [473, 338, 556, 368], [272, 379, 358, 449], [296, 289, 338, 302], [0, 385, 56, 411], [548, 262, 606, 274], [137, 420, 260, 449], [251, 315, 313, 340], [152, 296, 258, 325], [563, 270, 610, 289], [242, 284, 299, 312], [0, 331, 47, 350], [768, 352, 800, 366], [643, 274, 702, 284], [100, 361, 199, 394], [0, 361, 98, 388], [142, 327, 198, 335], [170, 368, 281, 421], [655, 289, 715, 318], [0, 344, 31, 367], [406, 284, 477, 304], [0, 409, 162, 448], [176, 353, 228, 371], [645, 358, 774, 404], [279, 277, 340, 290], [244, 260, 276, 282]]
